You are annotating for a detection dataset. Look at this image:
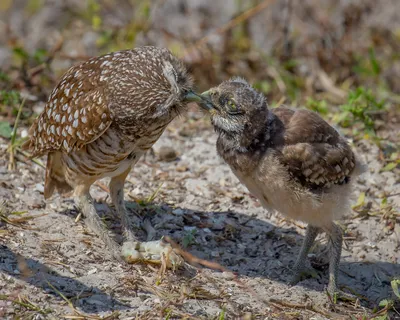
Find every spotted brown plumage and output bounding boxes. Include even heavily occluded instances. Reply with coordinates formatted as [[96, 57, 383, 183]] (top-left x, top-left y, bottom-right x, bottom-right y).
[[271, 108, 357, 189], [200, 78, 366, 299], [23, 46, 203, 264]]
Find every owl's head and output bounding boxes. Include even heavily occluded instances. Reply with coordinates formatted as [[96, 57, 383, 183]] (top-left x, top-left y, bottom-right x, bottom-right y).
[[200, 78, 269, 143]]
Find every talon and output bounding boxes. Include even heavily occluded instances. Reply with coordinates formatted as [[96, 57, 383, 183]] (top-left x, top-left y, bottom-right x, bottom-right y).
[[122, 240, 184, 268], [327, 287, 358, 302], [289, 268, 319, 286]]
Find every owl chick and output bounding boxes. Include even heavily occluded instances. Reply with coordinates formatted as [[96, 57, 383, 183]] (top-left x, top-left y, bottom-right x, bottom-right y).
[[200, 78, 365, 297], [23, 46, 206, 265]]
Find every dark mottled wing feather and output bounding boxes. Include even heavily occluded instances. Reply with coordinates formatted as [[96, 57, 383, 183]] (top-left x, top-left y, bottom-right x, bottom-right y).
[[23, 55, 116, 157], [272, 107, 356, 188]]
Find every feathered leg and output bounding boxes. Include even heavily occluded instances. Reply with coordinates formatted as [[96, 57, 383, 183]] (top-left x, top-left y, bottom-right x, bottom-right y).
[[289, 224, 320, 285], [74, 184, 122, 261], [324, 222, 355, 300], [109, 168, 183, 267]]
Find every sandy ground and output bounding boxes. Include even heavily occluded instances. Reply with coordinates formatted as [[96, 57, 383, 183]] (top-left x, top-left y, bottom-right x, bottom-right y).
[[0, 108, 399, 319]]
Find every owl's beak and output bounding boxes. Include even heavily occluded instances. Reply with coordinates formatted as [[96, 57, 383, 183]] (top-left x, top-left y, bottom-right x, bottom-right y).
[[184, 90, 214, 110], [198, 90, 215, 111]]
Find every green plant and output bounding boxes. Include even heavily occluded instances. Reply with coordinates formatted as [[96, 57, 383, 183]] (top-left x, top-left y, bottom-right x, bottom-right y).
[[353, 48, 382, 77], [253, 80, 271, 95], [0, 90, 21, 139], [0, 90, 20, 108], [0, 71, 10, 83], [372, 279, 400, 319], [182, 229, 197, 248], [33, 48, 49, 64], [218, 307, 226, 320], [305, 97, 329, 115], [335, 87, 386, 134], [7, 97, 26, 170]]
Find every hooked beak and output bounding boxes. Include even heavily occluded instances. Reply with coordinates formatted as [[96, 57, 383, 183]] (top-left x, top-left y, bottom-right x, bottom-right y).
[[183, 90, 214, 111]]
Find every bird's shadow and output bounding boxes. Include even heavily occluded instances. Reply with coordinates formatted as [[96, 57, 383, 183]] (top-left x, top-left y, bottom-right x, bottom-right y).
[[117, 200, 400, 307], [0, 244, 129, 314], [2, 199, 398, 314]]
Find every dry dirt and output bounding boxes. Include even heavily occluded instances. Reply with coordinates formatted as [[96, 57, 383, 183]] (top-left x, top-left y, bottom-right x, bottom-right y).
[[0, 107, 399, 319]]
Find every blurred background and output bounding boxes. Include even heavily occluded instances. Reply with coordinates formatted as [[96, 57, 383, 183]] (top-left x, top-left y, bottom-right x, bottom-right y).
[[0, 0, 399, 162]]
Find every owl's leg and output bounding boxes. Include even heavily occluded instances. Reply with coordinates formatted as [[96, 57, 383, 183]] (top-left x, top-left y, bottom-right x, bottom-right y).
[[289, 224, 320, 285], [109, 168, 141, 242], [109, 169, 183, 267], [74, 184, 122, 261], [324, 222, 356, 301]]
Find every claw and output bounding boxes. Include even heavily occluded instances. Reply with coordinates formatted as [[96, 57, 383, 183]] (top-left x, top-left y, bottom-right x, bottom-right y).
[[327, 286, 358, 302], [122, 239, 184, 268], [288, 268, 319, 286]]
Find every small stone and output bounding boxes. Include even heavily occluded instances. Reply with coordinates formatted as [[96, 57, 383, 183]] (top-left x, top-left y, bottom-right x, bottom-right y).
[[33, 102, 45, 114], [176, 165, 188, 172], [172, 208, 184, 215], [157, 146, 178, 162], [21, 129, 28, 138], [184, 226, 196, 232], [35, 183, 44, 193], [87, 268, 97, 275], [211, 251, 219, 257]]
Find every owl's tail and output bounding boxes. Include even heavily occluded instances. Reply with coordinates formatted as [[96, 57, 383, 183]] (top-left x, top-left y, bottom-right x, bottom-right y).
[[44, 152, 72, 199]]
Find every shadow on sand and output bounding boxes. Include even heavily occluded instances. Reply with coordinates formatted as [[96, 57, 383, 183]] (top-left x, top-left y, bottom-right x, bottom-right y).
[[0, 244, 129, 314], [1, 199, 399, 313]]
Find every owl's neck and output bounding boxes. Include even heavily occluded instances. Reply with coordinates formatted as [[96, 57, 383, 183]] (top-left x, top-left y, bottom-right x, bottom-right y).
[[216, 111, 275, 170]]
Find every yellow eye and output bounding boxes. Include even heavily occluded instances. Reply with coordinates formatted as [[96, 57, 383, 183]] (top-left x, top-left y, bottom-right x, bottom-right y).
[[227, 99, 237, 110]]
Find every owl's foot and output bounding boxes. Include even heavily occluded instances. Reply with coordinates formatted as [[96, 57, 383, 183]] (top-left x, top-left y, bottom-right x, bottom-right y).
[[327, 284, 358, 302], [288, 268, 319, 286], [122, 239, 184, 268]]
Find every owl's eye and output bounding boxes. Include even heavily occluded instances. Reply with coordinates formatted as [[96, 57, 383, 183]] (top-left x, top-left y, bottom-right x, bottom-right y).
[[227, 99, 241, 114], [227, 99, 236, 110]]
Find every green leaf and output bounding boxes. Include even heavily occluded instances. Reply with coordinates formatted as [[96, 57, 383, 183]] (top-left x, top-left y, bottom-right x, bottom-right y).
[[13, 47, 29, 62], [373, 315, 388, 320], [391, 279, 400, 300], [92, 15, 102, 30], [218, 308, 226, 320], [381, 162, 397, 172], [390, 152, 399, 161], [33, 48, 48, 64], [352, 192, 366, 210], [368, 48, 381, 75], [0, 121, 12, 138], [379, 299, 389, 307]]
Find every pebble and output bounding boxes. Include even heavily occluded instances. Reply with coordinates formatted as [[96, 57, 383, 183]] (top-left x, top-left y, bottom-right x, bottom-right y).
[[35, 183, 44, 193], [211, 251, 220, 257], [88, 268, 97, 275], [157, 146, 178, 162], [172, 208, 184, 215], [21, 129, 28, 139], [184, 226, 196, 232]]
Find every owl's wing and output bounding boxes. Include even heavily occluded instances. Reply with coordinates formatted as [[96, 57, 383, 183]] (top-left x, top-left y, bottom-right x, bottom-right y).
[[23, 62, 113, 157], [273, 108, 356, 188]]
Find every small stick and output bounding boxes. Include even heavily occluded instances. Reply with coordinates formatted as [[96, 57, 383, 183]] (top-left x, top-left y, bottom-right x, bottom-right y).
[[163, 236, 269, 306], [274, 96, 286, 109], [269, 298, 337, 318], [8, 98, 26, 171], [94, 181, 110, 193]]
